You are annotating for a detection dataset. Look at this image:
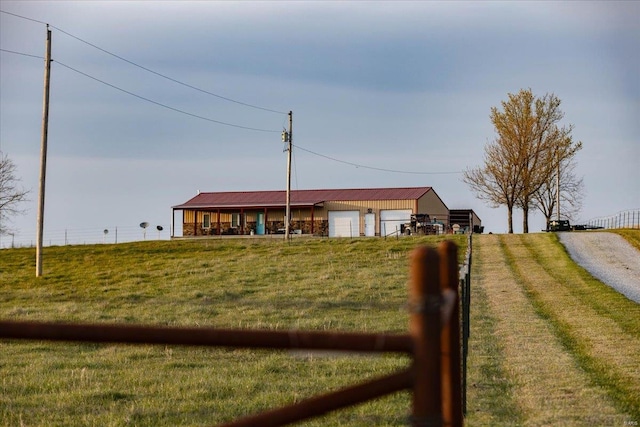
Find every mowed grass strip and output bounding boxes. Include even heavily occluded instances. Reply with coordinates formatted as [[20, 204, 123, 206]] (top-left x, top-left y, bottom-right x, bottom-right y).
[[464, 237, 522, 426], [513, 233, 640, 419], [0, 236, 464, 426], [469, 234, 624, 426]]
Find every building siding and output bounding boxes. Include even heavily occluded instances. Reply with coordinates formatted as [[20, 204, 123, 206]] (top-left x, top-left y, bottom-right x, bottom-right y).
[[174, 187, 454, 237]]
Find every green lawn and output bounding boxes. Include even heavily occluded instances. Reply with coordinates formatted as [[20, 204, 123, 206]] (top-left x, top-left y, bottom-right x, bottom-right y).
[[1, 235, 463, 426], [466, 231, 640, 426], [1, 231, 638, 426]]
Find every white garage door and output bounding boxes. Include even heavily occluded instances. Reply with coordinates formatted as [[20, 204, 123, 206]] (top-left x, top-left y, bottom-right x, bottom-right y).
[[329, 211, 360, 238], [380, 209, 412, 236]]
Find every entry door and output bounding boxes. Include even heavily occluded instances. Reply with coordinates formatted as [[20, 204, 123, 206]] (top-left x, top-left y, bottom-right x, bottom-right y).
[[256, 212, 265, 235], [364, 213, 375, 237]]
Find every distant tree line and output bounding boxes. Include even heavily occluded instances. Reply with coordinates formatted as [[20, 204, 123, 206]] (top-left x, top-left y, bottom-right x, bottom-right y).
[[464, 89, 583, 233]]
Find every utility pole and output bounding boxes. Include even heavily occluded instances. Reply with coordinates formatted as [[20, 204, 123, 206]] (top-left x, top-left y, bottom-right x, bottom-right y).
[[556, 150, 561, 221], [36, 25, 52, 277], [284, 111, 293, 240]]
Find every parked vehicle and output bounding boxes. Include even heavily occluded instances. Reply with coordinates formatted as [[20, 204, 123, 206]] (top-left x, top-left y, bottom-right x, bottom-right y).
[[401, 214, 435, 235], [545, 219, 603, 232]]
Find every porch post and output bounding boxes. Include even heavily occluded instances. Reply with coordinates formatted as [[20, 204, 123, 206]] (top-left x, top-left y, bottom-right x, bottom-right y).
[[311, 205, 315, 235], [217, 209, 221, 235], [171, 209, 175, 238]]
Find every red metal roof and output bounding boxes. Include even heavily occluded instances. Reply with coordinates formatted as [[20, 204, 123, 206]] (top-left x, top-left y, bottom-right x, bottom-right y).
[[173, 187, 433, 210]]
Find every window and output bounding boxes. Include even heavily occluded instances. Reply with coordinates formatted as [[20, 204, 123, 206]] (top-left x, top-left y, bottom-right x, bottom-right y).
[[231, 213, 240, 228], [203, 213, 211, 229]]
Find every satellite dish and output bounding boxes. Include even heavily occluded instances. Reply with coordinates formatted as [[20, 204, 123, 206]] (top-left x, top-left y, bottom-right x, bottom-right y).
[[156, 225, 163, 231], [103, 229, 109, 235], [140, 222, 149, 229]]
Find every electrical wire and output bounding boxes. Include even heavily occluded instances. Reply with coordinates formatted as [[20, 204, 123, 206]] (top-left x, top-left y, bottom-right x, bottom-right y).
[[2, 45, 463, 173], [1, 9, 287, 115], [293, 144, 462, 175], [0, 47, 280, 132], [49, 25, 288, 115], [0, 48, 43, 59], [0, 10, 47, 25], [54, 60, 280, 133], [1, 16, 464, 176]]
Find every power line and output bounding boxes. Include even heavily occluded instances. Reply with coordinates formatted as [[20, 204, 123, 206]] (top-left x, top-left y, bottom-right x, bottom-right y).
[[1, 9, 286, 115], [293, 144, 462, 175], [0, 47, 280, 132], [0, 9, 47, 25], [0, 48, 43, 59], [49, 25, 287, 115], [54, 61, 280, 133], [2, 13, 462, 176], [2, 10, 285, 115]]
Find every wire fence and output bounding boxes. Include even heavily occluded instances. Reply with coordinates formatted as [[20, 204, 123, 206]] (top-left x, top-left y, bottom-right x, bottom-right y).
[[585, 209, 640, 230], [0, 225, 171, 249]]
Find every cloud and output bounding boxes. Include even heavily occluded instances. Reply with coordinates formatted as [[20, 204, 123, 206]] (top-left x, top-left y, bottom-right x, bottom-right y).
[[1, 0, 638, 242]]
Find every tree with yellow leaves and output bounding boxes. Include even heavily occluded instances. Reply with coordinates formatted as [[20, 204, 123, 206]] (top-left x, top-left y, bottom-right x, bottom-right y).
[[464, 89, 582, 233]]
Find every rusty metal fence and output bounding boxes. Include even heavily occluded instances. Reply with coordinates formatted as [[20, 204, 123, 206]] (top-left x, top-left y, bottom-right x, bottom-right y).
[[0, 240, 465, 427]]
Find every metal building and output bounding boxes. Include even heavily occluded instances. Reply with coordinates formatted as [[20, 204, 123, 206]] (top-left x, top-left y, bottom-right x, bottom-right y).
[[172, 187, 452, 238]]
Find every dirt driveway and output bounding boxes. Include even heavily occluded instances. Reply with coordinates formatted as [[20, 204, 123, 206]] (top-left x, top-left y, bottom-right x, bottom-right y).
[[558, 232, 640, 303]]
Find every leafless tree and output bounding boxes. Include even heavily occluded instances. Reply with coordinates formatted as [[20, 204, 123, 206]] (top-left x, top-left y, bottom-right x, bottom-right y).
[[534, 157, 585, 225], [463, 139, 523, 233], [464, 89, 582, 233], [0, 152, 29, 236]]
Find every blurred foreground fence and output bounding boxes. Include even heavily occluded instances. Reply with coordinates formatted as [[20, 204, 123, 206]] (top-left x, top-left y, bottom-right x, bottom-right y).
[[585, 209, 640, 230], [0, 240, 469, 426]]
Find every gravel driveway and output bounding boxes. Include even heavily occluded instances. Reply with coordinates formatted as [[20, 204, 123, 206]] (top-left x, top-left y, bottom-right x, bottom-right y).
[[558, 232, 640, 303]]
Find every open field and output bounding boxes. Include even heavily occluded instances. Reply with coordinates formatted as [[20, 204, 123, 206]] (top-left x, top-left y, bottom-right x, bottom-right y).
[[1, 231, 639, 426], [466, 231, 640, 426], [0, 235, 462, 426]]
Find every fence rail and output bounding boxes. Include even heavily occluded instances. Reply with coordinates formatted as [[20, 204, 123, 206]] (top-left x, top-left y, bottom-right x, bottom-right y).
[[585, 209, 640, 230], [0, 240, 467, 426]]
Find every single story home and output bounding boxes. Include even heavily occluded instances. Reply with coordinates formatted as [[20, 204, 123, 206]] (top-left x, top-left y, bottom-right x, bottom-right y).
[[172, 186, 462, 238]]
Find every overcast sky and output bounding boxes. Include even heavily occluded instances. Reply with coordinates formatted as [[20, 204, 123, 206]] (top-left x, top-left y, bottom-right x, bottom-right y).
[[1, 1, 638, 246]]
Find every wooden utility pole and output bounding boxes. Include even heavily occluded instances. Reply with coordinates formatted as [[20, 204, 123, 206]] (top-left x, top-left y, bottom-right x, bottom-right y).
[[36, 25, 52, 277], [284, 111, 293, 240], [556, 150, 561, 221]]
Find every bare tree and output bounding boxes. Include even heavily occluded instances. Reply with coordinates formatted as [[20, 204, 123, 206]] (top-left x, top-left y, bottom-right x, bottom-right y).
[[464, 89, 581, 233], [534, 157, 585, 225], [0, 152, 29, 236], [463, 139, 523, 233]]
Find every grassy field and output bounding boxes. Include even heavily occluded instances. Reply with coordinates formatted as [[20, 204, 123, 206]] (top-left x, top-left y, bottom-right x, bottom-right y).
[[1, 235, 463, 426], [1, 231, 639, 426], [466, 231, 640, 426]]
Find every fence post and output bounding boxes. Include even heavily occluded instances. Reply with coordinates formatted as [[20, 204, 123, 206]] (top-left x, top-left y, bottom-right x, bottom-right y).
[[439, 240, 463, 426], [409, 246, 443, 426], [461, 236, 472, 417]]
